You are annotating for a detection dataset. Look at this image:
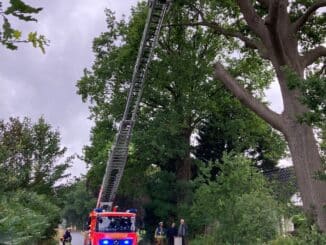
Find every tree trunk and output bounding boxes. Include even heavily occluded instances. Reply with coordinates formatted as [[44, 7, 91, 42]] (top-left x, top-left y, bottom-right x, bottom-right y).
[[210, 0, 326, 232], [176, 129, 192, 181], [176, 153, 192, 181], [284, 122, 326, 231], [174, 159, 191, 210], [214, 61, 326, 231], [173, 128, 192, 205], [277, 65, 326, 231]]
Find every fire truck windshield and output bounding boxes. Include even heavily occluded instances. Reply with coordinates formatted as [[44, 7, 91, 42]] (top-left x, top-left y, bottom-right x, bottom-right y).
[[96, 216, 136, 233]]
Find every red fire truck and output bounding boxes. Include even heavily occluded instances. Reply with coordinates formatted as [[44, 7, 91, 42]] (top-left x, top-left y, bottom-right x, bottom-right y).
[[85, 208, 137, 245], [85, 1, 171, 244]]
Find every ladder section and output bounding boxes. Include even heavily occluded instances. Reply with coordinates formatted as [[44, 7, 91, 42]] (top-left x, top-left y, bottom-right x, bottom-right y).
[[98, 0, 171, 208]]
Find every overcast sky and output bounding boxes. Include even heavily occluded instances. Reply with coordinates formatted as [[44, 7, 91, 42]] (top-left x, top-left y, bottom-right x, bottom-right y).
[[0, 0, 284, 179], [0, 0, 139, 178]]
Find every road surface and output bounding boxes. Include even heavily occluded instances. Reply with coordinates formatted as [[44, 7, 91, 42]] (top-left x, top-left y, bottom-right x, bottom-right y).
[[72, 232, 84, 245]]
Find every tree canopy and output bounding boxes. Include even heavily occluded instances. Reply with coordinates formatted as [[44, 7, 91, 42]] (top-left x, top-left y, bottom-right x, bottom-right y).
[[191, 154, 281, 244], [0, 117, 70, 193], [69, 0, 326, 243], [77, 2, 287, 236], [0, 117, 72, 244], [169, 0, 326, 231]]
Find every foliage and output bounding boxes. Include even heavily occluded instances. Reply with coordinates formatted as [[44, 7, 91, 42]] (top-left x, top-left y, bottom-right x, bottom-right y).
[[292, 212, 326, 244], [0, 0, 48, 51], [61, 179, 97, 230], [0, 117, 71, 243], [195, 101, 286, 171], [143, 170, 177, 227], [77, 2, 287, 237], [285, 68, 326, 126], [172, 0, 326, 230], [191, 154, 281, 244], [78, 0, 285, 183], [269, 216, 326, 245], [0, 117, 71, 194], [82, 119, 115, 195], [0, 190, 60, 245]]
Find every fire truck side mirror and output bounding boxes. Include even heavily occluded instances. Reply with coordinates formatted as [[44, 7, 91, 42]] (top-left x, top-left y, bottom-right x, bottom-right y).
[[84, 222, 90, 231]]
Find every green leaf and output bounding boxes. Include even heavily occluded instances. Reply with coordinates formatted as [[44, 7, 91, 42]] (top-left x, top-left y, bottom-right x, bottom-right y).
[[12, 30, 22, 39]]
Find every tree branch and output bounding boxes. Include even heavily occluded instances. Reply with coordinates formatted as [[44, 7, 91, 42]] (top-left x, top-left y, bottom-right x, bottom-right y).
[[257, 0, 269, 7], [164, 20, 272, 60], [187, 2, 270, 55], [301, 46, 326, 68], [236, 0, 269, 42], [316, 63, 326, 77], [207, 22, 259, 49], [214, 62, 284, 132], [293, 0, 326, 32], [166, 21, 264, 50], [264, 0, 290, 65], [265, 0, 279, 28]]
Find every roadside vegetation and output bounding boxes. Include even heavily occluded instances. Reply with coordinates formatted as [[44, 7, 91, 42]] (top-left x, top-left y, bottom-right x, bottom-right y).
[[0, 117, 72, 244], [1, 0, 325, 244]]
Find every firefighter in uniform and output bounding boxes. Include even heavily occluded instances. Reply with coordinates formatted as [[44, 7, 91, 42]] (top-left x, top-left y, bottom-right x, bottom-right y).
[[154, 221, 166, 245]]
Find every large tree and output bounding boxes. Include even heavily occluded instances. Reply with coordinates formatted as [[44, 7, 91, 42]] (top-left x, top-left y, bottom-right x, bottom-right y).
[[61, 178, 96, 229], [0, 117, 70, 194], [78, 3, 284, 182], [175, 0, 326, 230], [0, 117, 71, 243]]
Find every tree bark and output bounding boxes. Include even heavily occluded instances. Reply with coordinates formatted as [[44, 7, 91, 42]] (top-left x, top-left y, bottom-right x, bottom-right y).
[[274, 62, 326, 231], [284, 121, 326, 231], [173, 128, 192, 205], [176, 128, 192, 181], [176, 154, 192, 181]]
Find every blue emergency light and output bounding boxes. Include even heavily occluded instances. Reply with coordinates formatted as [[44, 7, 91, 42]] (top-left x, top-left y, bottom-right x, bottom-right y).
[[100, 239, 132, 245], [126, 208, 137, 214]]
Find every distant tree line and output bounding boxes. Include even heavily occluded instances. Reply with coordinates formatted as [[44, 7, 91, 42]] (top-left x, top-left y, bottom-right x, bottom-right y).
[[0, 117, 86, 244]]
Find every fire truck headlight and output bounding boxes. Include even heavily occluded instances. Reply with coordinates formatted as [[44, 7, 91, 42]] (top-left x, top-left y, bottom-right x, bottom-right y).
[[100, 240, 109, 245]]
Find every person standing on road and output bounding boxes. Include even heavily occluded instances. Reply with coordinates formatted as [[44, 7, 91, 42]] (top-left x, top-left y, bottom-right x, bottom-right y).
[[177, 219, 187, 245], [166, 222, 178, 245], [154, 221, 166, 245]]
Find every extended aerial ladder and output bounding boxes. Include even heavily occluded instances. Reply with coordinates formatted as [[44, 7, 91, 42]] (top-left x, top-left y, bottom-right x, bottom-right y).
[[97, 0, 171, 210]]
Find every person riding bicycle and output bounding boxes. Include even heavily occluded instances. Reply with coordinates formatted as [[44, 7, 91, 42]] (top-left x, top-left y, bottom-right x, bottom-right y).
[[61, 228, 72, 245]]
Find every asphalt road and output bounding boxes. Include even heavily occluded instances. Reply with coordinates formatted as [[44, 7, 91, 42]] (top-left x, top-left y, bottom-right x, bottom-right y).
[[59, 232, 84, 245]]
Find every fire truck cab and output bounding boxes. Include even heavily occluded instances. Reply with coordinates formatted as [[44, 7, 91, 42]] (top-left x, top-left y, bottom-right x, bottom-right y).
[[85, 209, 137, 245]]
